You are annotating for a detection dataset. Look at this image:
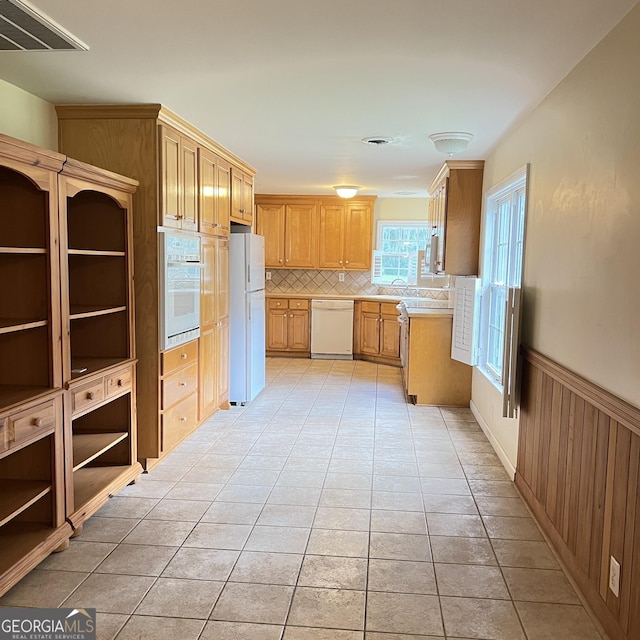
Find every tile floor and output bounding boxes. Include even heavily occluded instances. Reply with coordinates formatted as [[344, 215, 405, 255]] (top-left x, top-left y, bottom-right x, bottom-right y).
[[0, 359, 605, 640]]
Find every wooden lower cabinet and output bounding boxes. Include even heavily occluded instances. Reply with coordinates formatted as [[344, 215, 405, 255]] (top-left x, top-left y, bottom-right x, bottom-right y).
[[356, 302, 401, 366], [160, 341, 199, 454], [266, 299, 310, 355], [403, 314, 471, 405]]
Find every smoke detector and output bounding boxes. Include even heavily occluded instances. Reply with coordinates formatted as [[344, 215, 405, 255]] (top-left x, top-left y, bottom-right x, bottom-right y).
[[361, 136, 397, 146], [0, 0, 88, 51]]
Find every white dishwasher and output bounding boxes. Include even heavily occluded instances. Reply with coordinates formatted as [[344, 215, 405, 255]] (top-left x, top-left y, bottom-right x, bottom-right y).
[[311, 299, 354, 359]]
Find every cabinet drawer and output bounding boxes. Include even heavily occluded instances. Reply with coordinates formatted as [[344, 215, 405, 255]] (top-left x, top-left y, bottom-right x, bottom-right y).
[[71, 380, 105, 416], [161, 340, 198, 375], [269, 299, 288, 309], [161, 392, 198, 452], [381, 302, 400, 316], [8, 400, 56, 448], [105, 366, 133, 398], [288, 299, 309, 310], [162, 362, 198, 409], [361, 301, 380, 313]]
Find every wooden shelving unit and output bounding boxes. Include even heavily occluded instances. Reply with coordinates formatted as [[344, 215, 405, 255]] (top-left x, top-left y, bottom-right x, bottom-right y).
[[0, 134, 72, 597], [58, 158, 142, 531]]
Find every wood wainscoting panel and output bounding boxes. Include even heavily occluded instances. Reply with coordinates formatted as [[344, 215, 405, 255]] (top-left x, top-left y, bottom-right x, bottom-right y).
[[517, 346, 640, 640]]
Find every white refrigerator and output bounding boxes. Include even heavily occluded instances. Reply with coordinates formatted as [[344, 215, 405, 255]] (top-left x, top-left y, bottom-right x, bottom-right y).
[[229, 233, 266, 404]]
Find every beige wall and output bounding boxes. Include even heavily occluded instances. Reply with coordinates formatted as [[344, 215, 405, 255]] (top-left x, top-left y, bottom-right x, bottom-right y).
[[373, 197, 429, 248], [0, 79, 57, 150], [472, 3, 640, 473]]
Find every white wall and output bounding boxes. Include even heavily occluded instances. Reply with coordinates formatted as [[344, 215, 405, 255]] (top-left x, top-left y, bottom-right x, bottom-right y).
[[373, 197, 430, 248], [0, 79, 57, 150], [472, 3, 640, 474]]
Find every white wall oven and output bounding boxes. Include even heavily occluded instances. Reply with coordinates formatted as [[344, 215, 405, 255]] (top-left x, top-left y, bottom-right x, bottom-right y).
[[159, 231, 202, 350]]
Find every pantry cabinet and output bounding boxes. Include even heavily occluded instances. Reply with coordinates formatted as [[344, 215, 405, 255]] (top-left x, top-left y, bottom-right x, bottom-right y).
[[266, 298, 310, 355], [57, 104, 255, 468], [428, 160, 484, 275], [255, 195, 375, 271]]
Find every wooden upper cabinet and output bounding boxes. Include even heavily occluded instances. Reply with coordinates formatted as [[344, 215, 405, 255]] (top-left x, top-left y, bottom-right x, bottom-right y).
[[285, 204, 317, 268], [428, 161, 484, 275], [319, 200, 373, 270], [318, 204, 344, 269], [256, 204, 285, 268], [255, 195, 375, 271], [344, 202, 372, 270], [230, 168, 253, 226], [199, 149, 230, 236], [159, 125, 198, 231]]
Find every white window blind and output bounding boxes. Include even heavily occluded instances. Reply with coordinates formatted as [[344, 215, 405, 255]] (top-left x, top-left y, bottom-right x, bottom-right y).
[[451, 276, 480, 366]]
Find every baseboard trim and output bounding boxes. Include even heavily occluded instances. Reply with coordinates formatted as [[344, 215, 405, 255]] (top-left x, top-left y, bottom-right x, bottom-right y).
[[469, 400, 516, 480]]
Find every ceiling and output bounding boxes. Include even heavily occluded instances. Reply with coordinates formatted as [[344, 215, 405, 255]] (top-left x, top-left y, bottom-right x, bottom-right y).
[[1, 0, 637, 197]]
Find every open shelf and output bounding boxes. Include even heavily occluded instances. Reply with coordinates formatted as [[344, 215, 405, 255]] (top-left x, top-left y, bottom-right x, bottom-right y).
[[73, 465, 133, 509], [70, 357, 130, 380], [0, 385, 54, 414], [0, 480, 51, 527], [0, 247, 47, 255], [73, 432, 128, 471], [68, 249, 126, 257], [0, 319, 47, 335], [69, 305, 127, 321], [0, 522, 62, 576]]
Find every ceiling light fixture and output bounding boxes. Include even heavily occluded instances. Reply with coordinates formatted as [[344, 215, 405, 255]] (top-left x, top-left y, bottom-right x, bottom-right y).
[[333, 185, 360, 199], [429, 132, 473, 157]]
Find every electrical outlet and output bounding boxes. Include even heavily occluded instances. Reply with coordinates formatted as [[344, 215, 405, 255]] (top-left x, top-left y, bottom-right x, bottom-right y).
[[338, 272, 345, 282], [609, 556, 621, 597], [265, 271, 272, 281]]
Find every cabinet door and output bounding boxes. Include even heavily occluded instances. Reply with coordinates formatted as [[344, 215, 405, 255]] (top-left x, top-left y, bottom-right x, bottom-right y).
[[200, 237, 216, 327], [344, 202, 372, 270], [318, 204, 344, 269], [288, 309, 309, 351], [215, 237, 229, 322], [216, 158, 231, 234], [256, 204, 285, 268], [285, 204, 317, 268], [380, 314, 401, 359], [198, 325, 216, 420], [230, 168, 244, 222], [360, 312, 381, 355], [181, 137, 198, 231], [215, 320, 229, 407], [242, 174, 254, 224], [266, 308, 288, 351], [199, 148, 217, 236], [159, 126, 181, 228]]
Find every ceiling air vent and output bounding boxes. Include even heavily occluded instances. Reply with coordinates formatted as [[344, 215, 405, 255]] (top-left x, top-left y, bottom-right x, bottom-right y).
[[0, 0, 88, 51], [361, 136, 397, 146]]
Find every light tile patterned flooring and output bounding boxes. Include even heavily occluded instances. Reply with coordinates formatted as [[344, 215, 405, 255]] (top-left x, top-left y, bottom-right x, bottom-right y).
[[0, 359, 605, 640]]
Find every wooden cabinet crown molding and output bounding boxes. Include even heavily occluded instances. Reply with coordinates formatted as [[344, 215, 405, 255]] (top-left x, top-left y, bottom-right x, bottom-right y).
[[60, 157, 139, 197], [429, 160, 484, 194], [56, 104, 256, 177], [256, 194, 377, 206], [0, 132, 65, 174]]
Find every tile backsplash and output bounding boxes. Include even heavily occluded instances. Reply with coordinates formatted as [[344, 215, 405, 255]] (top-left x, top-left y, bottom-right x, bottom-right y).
[[265, 269, 450, 300]]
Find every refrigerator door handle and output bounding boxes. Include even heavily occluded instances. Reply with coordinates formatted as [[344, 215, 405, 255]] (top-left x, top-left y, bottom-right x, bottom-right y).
[[247, 264, 251, 286]]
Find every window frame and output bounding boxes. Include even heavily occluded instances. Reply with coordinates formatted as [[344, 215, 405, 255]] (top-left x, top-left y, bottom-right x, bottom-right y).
[[478, 165, 529, 387], [372, 221, 430, 286]]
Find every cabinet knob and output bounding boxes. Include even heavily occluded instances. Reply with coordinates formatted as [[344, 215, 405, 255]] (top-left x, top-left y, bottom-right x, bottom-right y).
[[285, 259, 289, 263], [296, 302, 301, 307], [179, 382, 187, 388], [279, 259, 283, 264], [339, 260, 343, 265], [345, 260, 349, 265], [180, 416, 188, 422], [87, 392, 95, 400], [117, 379, 124, 387], [32, 417, 43, 428], [276, 302, 281, 306], [180, 353, 187, 359]]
